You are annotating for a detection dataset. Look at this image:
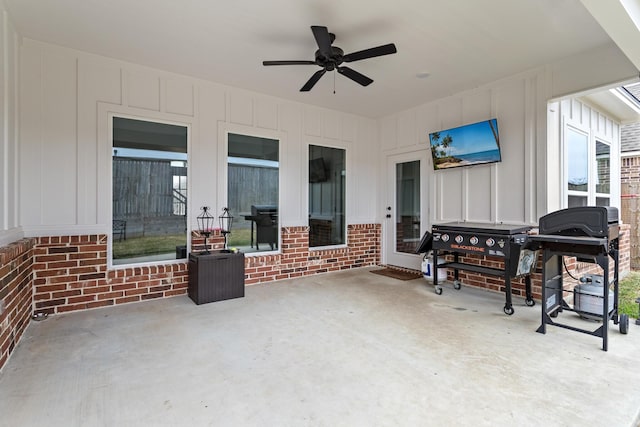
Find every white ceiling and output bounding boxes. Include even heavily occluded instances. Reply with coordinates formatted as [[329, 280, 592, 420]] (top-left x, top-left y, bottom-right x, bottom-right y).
[[4, 0, 636, 118]]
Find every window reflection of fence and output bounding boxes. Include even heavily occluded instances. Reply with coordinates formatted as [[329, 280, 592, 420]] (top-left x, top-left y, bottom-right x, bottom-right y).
[[113, 158, 187, 237], [113, 158, 175, 217]]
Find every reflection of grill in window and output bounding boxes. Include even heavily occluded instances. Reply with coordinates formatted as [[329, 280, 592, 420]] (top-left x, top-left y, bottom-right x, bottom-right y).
[[251, 205, 278, 250]]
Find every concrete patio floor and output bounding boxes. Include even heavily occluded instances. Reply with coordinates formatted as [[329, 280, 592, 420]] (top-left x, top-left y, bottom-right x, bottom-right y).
[[1, 267, 639, 427]]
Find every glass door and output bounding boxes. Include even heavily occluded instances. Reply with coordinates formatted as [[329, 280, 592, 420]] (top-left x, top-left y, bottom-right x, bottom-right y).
[[385, 151, 428, 270]]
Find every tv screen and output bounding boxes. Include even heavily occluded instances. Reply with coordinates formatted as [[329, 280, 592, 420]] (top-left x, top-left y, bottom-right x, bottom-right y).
[[429, 118, 501, 170]]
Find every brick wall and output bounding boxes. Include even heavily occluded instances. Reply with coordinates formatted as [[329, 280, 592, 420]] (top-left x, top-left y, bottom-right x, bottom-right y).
[[622, 156, 640, 183], [0, 239, 35, 371], [30, 224, 380, 315], [31, 235, 189, 315], [245, 224, 380, 284]]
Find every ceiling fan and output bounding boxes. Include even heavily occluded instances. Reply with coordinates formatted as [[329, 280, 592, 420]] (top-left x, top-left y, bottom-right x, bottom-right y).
[[263, 25, 397, 92]]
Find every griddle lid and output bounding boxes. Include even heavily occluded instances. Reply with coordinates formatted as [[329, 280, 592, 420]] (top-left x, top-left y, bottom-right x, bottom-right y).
[[415, 231, 433, 254]]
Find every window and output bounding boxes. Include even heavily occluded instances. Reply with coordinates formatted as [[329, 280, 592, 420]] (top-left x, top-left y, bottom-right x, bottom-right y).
[[112, 117, 188, 265], [566, 126, 589, 207], [227, 133, 279, 253], [395, 160, 420, 253], [565, 123, 610, 207], [309, 145, 346, 247]]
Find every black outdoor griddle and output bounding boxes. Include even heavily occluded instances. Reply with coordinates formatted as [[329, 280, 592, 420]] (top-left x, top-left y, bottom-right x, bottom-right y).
[[426, 222, 536, 315]]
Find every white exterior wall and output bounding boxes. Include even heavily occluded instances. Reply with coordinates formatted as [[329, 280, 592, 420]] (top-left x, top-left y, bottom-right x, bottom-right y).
[[378, 42, 635, 229], [17, 39, 379, 237], [379, 69, 547, 227], [0, 3, 20, 246], [5, 34, 636, 246]]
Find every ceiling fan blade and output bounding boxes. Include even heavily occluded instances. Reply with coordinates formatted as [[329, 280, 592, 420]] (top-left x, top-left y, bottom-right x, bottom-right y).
[[300, 69, 327, 92], [337, 66, 373, 87], [311, 26, 332, 57], [343, 43, 397, 62], [263, 60, 316, 66]]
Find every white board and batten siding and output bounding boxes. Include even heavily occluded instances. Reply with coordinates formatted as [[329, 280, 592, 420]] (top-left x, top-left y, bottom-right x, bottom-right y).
[[2, 26, 637, 245], [378, 41, 636, 228], [16, 38, 379, 238], [379, 70, 545, 228]]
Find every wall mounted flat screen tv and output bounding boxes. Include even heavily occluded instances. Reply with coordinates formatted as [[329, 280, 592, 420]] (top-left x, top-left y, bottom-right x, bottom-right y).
[[429, 118, 501, 170]]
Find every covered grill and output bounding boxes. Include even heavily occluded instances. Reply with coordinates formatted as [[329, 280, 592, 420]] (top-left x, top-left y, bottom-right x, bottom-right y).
[[430, 222, 536, 315], [528, 206, 627, 351], [242, 205, 278, 250], [538, 205, 619, 240]]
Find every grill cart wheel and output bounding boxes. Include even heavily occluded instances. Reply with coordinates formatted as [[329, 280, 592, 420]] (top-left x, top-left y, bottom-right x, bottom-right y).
[[620, 314, 629, 335], [526, 298, 535, 307], [504, 305, 514, 316], [453, 280, 461, 290], [435, 286, 443, 295]]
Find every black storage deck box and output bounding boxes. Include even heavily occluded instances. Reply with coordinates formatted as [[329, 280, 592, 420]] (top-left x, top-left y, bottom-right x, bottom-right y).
[[188, 251, 245, 304]]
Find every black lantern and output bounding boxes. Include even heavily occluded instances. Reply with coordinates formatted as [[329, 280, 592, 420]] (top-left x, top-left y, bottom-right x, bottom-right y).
[[219, 207, 233, 251], [197, 206, 215, 253]]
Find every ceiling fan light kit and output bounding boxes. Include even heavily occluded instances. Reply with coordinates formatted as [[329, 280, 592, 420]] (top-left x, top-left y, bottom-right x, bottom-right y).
[[263, 25, 397, 92]]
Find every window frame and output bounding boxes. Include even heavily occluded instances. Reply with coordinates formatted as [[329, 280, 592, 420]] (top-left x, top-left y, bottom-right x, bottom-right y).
[[223, 128, 283, 256], [594, 135, 612, 207], [307, 142, 348, 250], [562, 118, 612, 208], [108, 112, 191, 268]]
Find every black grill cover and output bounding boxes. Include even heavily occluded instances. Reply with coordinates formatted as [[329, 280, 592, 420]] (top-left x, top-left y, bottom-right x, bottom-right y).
[[251, 205, 278, 216], [538, 206, 618, 238]]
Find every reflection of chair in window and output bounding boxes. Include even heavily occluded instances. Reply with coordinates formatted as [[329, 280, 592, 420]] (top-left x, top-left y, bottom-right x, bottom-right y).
[[252, 205, 278, 250], [113, 220, 127, 242]]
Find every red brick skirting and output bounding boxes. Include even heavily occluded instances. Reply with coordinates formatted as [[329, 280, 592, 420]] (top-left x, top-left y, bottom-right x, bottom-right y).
[[31, 235, 189, 315], [0, 221, 629, 374], [243, 224, 380, 284], [0, 238, 35, 371], [28, 224, 380, 316]]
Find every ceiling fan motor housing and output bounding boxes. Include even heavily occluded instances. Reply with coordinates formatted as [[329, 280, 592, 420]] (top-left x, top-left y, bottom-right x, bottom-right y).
[[315, 46, 344, 70]]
